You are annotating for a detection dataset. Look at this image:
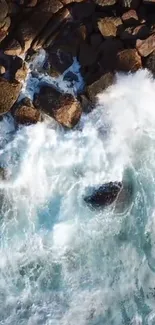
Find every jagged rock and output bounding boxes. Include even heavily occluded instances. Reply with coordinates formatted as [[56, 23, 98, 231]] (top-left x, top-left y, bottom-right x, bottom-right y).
[[4, 38, 22, 56], [14, 99, 41, 125], [34, 86, 82, 128], [78, 42, 98, 67], [120, 0, 141, 8], [12, 0, 63, 53], [0, 0, 8, 22], [122, 9, 139, 25], [0, 78, 22, 115], [98, 17, 123, 38], [84, 182, 122, 208], [85, 72, 115, 102], [93, 0, 118, 6], [136, 34, 155, 57], [117, 49, 142, 72], [144, 50, 155, 76], [32, 8, 70, 49], [0, 65, 5, 74], [120, 25, 149, 41]]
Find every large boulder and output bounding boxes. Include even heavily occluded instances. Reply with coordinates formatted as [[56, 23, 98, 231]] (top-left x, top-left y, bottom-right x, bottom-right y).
[[117, 49, 142, 72], [85, 72, 115, 102], [0, 78, 22, 115], [136, 34, 155, 57], [34, 86, 82, 128], [14, 98, 42, 125]]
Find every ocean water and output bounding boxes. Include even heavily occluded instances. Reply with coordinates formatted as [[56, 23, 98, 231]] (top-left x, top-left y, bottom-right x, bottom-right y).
[[0, 62, 155, 325]]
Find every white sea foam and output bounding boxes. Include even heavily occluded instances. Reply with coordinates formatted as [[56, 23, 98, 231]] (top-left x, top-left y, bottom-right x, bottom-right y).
[[0, 69, 155, 324]]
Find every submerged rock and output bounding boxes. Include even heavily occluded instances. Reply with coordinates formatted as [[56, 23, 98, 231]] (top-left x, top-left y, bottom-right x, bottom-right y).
[[34, 86, 82, 128], [14, 98, 42, 125]]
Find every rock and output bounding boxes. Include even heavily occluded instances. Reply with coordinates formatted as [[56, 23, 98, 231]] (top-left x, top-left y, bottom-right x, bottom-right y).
[[120, 25, 149, 41], [9, 56, 27, 82], [15, 61, 28, 83], [0, 78, 22, 115], [98, 17, 123, 38], [94, 0, 118, 6], [34, 86, 82, 128], [61, 0, 84, 3], [0, 0, 8, 22], [117, 49, 142, 72], [24, 0, 38, 7], [45, 48, 73, 75], [90, 33, 103, 48], [0, 167, 10, 180], [85, 72, 115, 102], [0, 65, 5, 74], [84, 182, 122, 208], [120, 0, 141, 9], [144, 50, 155, 76], [78, 42, 98, 67], [98, 39, 124, 72], [14, 99, 41, 125], [136, 34, 155, 57], [122, 9, 139, 25], [63, 71, 79, 82], [0, 30, 7, 42], [143, 0, 155, 3], [70, 2, 95, 20], [4, 39, 22, 56]]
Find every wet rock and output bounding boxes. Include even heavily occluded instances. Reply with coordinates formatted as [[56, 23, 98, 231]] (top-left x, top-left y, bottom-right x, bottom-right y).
[[63, 71, 79, 82], [85, 72, 115, 102], [120, 0, 141, 9], [0, 167, 10, 181], [84, 182, 122, 208], [136, 34, 155, 57], [70, 2, 95, 20], [14, 99, 42, 125], [122, 9, 139, 25], [98, 39, 124, 72], [34, 86, 82, 128], [9, 56, 27, 82], [4, 38, 22, 56], [78, 42, 98, 67], [117, 48, 142, 71], [98, 17, 123, 38], [90, 33, 103, 48], [45, 48, 73, 75], [144, 50, 155, 76], [0, 78, 21, 115], [15, 61, 28, 83], [143, 0, 155, 3], [0, 65, 5, 75]]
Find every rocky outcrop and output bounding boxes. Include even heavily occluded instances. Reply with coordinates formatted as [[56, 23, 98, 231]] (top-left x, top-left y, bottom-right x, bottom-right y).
[[0, 78, 21, 115], [34, 86, 82, 128]]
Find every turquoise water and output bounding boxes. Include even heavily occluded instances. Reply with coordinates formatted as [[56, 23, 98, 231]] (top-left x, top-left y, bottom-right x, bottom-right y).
[[0, 70, 155, 325]]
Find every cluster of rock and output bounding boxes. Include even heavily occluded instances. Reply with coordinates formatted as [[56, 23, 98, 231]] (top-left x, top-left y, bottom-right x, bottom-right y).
[[0, 0, 155, 127]]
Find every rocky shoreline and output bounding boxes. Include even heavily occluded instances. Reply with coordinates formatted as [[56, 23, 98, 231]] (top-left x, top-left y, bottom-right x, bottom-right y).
[[0, 0, 155, 127]]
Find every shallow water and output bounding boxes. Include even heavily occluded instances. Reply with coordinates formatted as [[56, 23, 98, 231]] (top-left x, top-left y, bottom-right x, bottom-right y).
[[1, 69, 155, 325]]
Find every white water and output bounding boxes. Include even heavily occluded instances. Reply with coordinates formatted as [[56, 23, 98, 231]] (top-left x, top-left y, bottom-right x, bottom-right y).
[[1, 68, 155, 325]]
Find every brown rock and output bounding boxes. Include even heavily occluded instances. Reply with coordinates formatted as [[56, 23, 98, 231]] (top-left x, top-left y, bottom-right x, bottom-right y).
[[85, 72, 115, 102], [98, 17, 123, 38], [1, 16, 11, 32], [0, 30, 7, 43], [45, 48, 73, 75], [0, 0, 8, 22], [61, 0, 83, 3], [15, 62, 28, 83], [144, 50, 155, 76], [24, 0, 38, 7], [117, 49, 142, 71], [14, 100, 41, 125], [34, 86, 82, 128], [120, 0, 141, 9], [0, 78, 22, 115], [4, 39, 22, 56], [136, 34, 155, 57], [122, 10, 139, 25], [0, 65, 5, 74]]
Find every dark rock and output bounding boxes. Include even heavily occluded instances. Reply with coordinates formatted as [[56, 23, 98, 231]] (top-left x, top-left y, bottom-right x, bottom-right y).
[[120, 0, 141, 9], [117, 48, 142, 71], [136, 34, 155, 57], [90, 33, 103, 48], [122, 9, 139, 25], [98, 17, 123, 38], [120, 25, 149, 41], [79, 94, 92, 113], [94, 0, 118, 6], [4, 39, 22, 56], [99, 39, 124, 72], [85, 72, 115, 102], [0, 78, 22, 115], [84, 182, 122, 208], [14, 99, 42, 125], [24, 0, 38, 7], [78, 42, 98, 67], [143, 0, 155, 3], [61, 0, 84, 3], [70, 2, 95, 20], [34, 86, 82, 128], [0, 0, 8, 23], [63, 71, 79, 82], [45, 48, 73, 75]]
